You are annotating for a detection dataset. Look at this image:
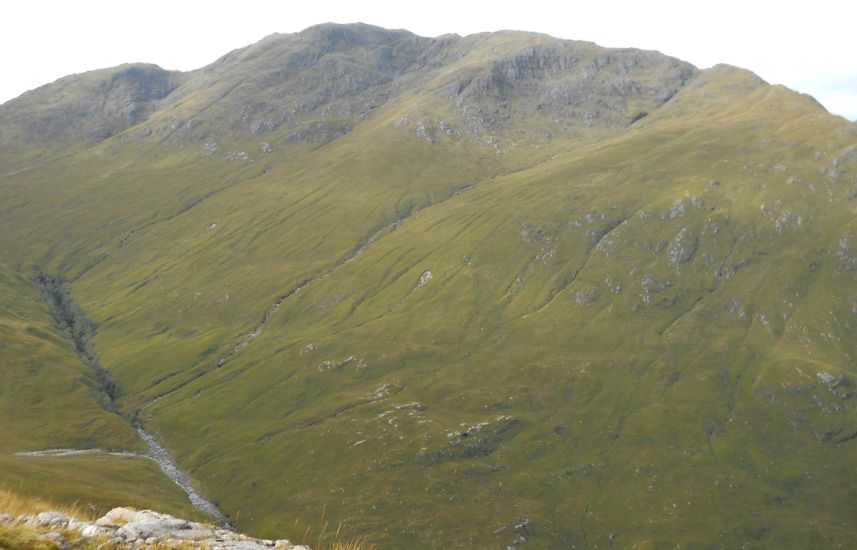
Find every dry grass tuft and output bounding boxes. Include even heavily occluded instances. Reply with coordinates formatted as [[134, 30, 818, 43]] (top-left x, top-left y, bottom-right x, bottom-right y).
[[330, 540, 375, 550], [0, 487, 96, 521], [0, 488, 365, 549]]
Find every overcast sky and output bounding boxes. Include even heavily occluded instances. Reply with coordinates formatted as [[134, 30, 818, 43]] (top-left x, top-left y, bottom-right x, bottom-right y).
[[2, 0, 856, 119]]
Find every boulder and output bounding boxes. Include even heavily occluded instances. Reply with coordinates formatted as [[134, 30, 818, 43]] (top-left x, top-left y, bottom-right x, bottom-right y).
[[35, 511, 69, 528]]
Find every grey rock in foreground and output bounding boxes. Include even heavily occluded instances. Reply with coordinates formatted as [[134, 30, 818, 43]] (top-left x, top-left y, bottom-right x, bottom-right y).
[[20, 507, 310, 549]]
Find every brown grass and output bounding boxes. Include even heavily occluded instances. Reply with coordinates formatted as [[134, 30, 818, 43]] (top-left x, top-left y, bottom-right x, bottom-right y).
[[0, 489, 84, 549], [0, 487, 368, 549], [330, 541, 375, 550], [0, 487, 83, 519], [0, 488, 194, 549]]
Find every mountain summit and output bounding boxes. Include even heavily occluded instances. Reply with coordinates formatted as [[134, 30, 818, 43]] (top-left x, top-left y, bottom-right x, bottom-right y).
[[2, 23, 696, 167], [1, 23, 856, 549]]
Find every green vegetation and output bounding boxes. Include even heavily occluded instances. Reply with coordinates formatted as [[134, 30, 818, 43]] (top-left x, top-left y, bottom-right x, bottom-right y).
[[1, 23, 856, 548], [36, 272, 120, 404], [0, 266, 135, 453], [0, 456, 208, 523], [0, 266, 204, 522]]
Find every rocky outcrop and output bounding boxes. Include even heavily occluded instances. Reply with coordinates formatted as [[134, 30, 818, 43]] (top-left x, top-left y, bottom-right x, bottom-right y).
[[1, 23, 699, 158], [442, 40, 696, 136], [667, 227, 698, 267], [417, 415, 522, 461], [0, 64, 182, 148], [1, 507, 309, 549]]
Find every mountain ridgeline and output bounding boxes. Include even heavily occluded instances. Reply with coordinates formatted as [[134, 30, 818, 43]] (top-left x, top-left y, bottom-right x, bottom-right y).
[[1, 23, 857, 549]]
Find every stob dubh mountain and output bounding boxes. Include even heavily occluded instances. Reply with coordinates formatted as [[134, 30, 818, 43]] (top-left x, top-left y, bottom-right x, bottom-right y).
[[2, 22, 857, 549]]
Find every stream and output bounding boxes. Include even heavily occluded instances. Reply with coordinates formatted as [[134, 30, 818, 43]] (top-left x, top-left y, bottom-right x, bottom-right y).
[[15, 429, 230, 528], [135, 426, 231, 527], [31, 272, 230, 527]]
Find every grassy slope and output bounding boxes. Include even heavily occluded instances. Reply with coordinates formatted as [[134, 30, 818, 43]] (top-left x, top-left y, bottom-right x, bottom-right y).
[[0, 455, 207, 524], [0, 29, 693, 414], [1, 27, 856, 548], [0, 265, 138, 453], [141, 68, 857, 547], [0, 265, 205, 522]]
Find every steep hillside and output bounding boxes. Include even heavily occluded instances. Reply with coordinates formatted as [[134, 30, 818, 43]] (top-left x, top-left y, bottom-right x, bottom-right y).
[[0, 267, 206, 521], [0, 64, 183, 169], [1, 23, 856, 549]]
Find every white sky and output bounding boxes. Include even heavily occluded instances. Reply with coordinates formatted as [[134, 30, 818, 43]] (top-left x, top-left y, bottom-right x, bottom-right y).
[[2, 0, 856, 120]]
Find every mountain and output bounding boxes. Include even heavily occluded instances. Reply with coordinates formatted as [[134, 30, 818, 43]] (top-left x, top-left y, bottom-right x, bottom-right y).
[[2, 22, 857, 549]]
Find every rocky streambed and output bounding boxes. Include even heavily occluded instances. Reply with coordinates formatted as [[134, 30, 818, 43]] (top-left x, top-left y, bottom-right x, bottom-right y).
[[31, 273, 232, 528], [135, 427, 229, 527], [15, 426, 229, 529]]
